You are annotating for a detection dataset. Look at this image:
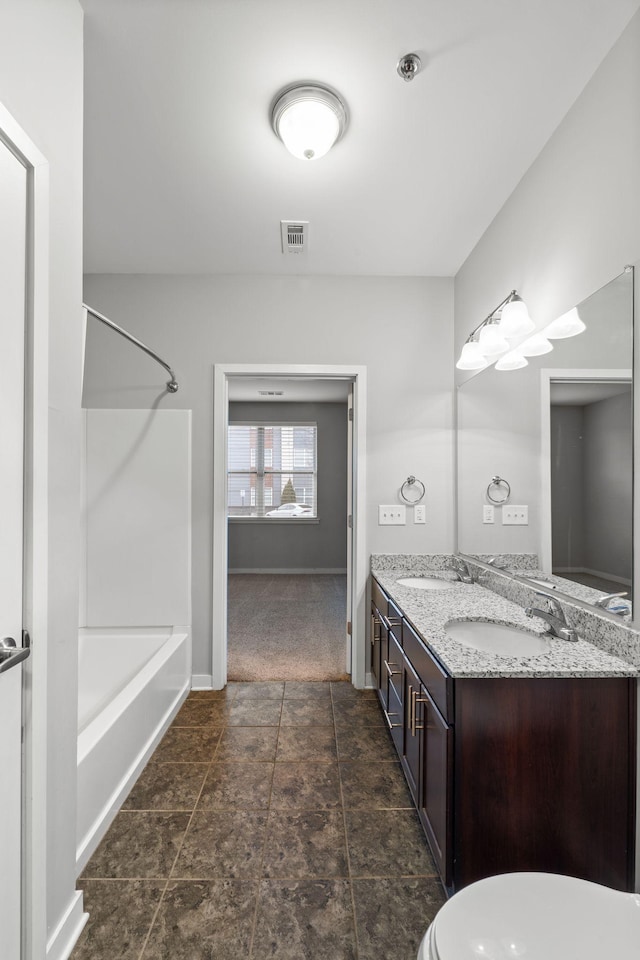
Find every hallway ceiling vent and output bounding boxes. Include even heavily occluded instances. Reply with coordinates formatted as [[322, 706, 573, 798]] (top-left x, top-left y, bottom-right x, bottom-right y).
[[281, 220, 309, 255]]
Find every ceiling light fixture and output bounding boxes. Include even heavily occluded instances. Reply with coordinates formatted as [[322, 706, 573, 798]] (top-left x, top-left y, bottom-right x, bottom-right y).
[[271, 83, 348, 161]]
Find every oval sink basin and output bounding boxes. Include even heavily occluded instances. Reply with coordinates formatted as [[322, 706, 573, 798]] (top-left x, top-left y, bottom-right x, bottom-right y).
[[396, 577, 455, 591], [445, 619, 550, 657]]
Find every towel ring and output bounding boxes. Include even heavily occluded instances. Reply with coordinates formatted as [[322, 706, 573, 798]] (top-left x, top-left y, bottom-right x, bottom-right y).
[[400, 475, 426, 504], [487, 476, 510, 505]]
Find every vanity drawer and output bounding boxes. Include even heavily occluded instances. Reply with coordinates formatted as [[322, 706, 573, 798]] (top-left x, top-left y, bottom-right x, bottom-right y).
[[403, 620, 452, 723], [371, 578, 388, 618]]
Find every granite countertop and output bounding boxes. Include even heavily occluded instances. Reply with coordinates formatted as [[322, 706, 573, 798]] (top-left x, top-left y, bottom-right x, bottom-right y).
[[372, 567, 638, 679]]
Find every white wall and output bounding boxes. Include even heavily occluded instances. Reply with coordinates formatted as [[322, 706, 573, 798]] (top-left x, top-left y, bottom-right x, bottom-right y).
[[82, 274, 455, 676], [0, 1, 84, 956], [455, 8, 640, 377], [455, 8, 640, 565]]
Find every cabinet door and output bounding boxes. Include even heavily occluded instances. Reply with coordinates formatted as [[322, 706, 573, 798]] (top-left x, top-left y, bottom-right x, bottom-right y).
[[377, 616, 389, 710], [402, 658, 422, 803], [420, 686, 452, 886], [370, 607, 382, 689]]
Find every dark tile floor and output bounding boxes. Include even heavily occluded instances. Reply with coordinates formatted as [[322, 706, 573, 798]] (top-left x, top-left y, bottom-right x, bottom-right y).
[[72, 682, 446, 960]]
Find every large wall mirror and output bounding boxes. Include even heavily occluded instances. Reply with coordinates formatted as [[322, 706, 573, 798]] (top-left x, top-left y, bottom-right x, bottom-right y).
[[456, 267, 634, 614]]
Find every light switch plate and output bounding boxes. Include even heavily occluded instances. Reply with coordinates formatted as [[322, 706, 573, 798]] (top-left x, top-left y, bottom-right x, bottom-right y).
[[502, 505, 528, 525], [378, 505, 406, 525]]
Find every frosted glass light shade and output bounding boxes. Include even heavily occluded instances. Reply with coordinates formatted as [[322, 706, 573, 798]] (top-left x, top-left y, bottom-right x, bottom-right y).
[[544, 307, 586, 339], [519, 333, 553, 357], [478, 322, 510, 357], [499, 295, 534, 337], [456, 341, 489, 370], [272, 84, 348, 160], [495, 349, 528, 371]]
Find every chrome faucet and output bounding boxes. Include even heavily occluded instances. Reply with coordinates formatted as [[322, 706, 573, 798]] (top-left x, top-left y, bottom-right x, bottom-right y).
[[486, 556, 508, 570], [593, 591, 628, 612], [525, 591, 578, 642], [451, 558, 476, 584]]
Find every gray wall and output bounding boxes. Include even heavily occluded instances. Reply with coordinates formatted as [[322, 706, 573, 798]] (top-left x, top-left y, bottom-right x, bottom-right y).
[[551, 392, 633, 583], [584, 391, 633, 580], [228, 402, 348, 572], [82, 274, 456, 675], [551, 406, 586, 567]]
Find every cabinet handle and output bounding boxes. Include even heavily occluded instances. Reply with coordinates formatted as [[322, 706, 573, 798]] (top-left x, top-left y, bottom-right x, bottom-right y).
[[412, 692, 429, 733], [370, 615, 381, 647], [385, 617, 402, 628], [408, 685, 415, 735], [384, 659, 401, 678], [383, 709, 402, 729]]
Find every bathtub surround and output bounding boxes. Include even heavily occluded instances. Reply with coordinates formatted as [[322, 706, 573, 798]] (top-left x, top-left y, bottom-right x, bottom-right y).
[[72, 681, 446, 960], [80, 409, 192, 628], [227, 574, 348, 681]]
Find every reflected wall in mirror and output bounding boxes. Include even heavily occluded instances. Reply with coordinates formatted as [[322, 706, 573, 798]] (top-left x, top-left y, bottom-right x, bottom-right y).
[[549, 375, 632, 597], [456, 268, 633, 609]]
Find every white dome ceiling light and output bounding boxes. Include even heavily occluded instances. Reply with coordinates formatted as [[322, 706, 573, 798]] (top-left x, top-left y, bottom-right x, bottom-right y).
[[271, 83, 349, 161]]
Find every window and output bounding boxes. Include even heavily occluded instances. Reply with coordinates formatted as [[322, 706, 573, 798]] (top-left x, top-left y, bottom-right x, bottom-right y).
[[227, 422, 317, 518]]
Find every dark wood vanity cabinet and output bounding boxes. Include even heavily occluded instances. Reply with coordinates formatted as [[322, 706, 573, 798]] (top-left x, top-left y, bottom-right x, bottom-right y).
[[370, 576, 637, 894]]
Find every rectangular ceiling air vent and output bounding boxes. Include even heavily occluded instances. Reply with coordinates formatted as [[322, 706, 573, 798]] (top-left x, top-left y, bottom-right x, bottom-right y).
[[281, 220, 309, 255]]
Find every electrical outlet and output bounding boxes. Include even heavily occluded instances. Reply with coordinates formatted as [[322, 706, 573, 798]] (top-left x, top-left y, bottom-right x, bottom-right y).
[[378, 505, 406, 525], [414, 505, 426, 524], [502, 505, 529, 525], [483, 505, 494, 524]]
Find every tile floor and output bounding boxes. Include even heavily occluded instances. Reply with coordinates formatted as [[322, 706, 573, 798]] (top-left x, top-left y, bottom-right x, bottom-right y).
[[72, 681, 446, 960]]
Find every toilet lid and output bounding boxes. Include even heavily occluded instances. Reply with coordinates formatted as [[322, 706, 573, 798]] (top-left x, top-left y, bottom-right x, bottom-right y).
[[430, 873, 640, 960]]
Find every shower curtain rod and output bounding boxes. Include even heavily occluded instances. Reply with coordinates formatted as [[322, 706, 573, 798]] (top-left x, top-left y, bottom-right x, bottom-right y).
[[83, 303, 179, 393]]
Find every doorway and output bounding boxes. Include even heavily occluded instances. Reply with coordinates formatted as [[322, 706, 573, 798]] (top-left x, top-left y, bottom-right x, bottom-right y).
[[226, 380, 350, 681], [541, 368, 633, 599], [212, 364, 367, 690]]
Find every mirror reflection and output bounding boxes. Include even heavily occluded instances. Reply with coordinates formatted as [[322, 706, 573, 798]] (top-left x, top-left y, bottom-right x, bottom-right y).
[[456, 268, 634, 612]]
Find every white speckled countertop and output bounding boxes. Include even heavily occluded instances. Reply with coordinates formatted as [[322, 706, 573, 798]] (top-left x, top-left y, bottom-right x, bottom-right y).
[[371, 565, 638, 679]]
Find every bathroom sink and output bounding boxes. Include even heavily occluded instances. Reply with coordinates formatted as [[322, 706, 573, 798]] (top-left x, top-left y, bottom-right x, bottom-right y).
[[396, 576, 455, 591], [444, 619, 550, 656]]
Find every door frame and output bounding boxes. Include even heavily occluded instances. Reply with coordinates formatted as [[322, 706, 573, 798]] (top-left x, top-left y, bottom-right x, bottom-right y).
[[212, 363, 367, 689], [0, 102, 50, 959], [540, 366, 632, 576]]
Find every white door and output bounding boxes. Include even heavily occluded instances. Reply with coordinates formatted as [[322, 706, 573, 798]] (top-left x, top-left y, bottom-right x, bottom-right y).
[[0, 135, 30, 960]]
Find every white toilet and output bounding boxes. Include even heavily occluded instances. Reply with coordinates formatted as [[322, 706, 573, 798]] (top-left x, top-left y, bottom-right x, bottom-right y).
[[417, 872, 640, 959]]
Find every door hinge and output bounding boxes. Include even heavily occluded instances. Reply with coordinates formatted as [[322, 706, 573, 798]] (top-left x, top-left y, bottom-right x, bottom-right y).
[[348, 514, 353, 528], [347, 621, 352, 636], [348, 407, 353, 421]]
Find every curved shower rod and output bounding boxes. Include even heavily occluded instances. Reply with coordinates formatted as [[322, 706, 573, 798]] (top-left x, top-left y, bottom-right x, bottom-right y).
[[83, 303, 179, 393]]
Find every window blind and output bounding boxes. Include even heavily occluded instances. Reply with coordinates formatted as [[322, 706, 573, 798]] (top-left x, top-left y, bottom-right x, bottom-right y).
[[227, 423, 317, 518]]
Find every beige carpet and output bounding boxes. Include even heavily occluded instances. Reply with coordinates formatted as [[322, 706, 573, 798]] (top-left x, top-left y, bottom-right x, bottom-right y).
[[227, 573, 349, 681]]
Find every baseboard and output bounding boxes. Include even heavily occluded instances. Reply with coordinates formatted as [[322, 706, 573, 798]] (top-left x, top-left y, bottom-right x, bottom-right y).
[[553, 566, 632, 587], [192, 673, 214, 689], [228, 568, 347, 574], [46, 890, 87, 960]]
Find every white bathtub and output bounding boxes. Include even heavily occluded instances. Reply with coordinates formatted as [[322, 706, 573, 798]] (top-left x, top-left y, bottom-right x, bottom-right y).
[[76, 626, 191, 875]]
